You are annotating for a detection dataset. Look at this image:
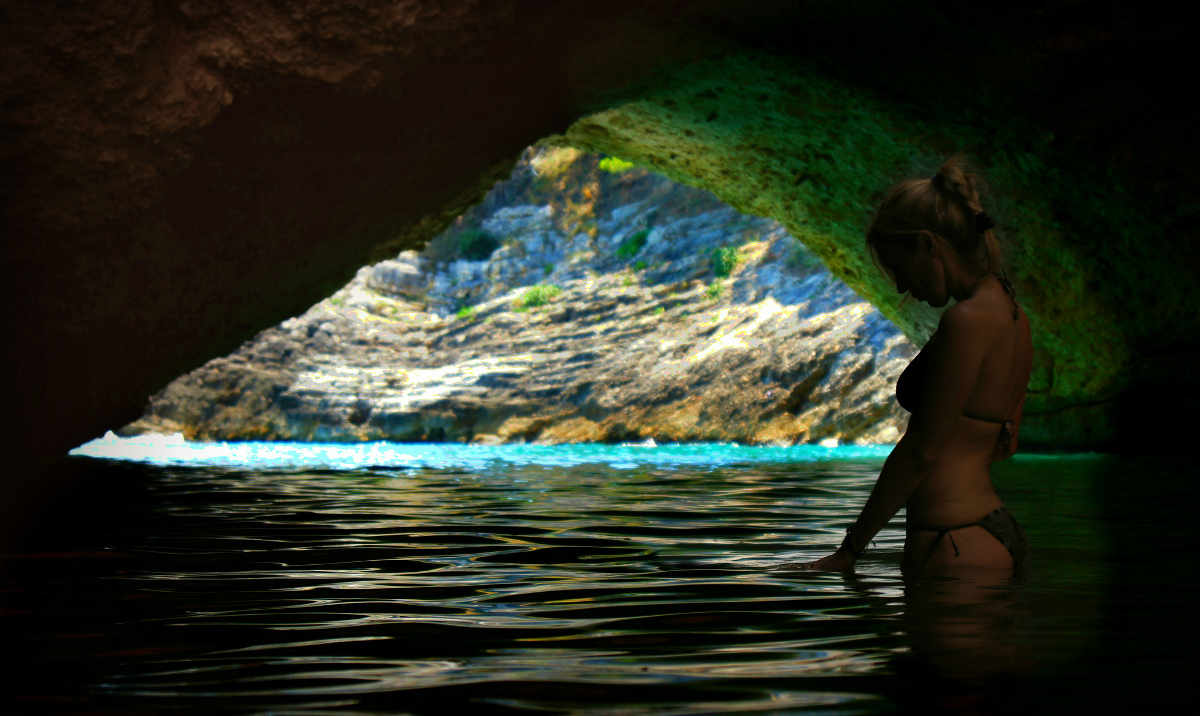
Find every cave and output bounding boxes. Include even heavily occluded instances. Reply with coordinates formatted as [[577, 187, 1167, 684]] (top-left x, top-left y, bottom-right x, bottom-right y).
[[3, 1, 1199, 529]]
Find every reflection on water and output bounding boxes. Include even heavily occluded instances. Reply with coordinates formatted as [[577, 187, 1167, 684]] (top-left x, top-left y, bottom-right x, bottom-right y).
[[1, 445, 1192, 714]]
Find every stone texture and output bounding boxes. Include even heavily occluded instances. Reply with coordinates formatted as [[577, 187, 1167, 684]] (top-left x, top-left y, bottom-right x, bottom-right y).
[[2, 0, 1197, 466], [125, 265, 913, 446], [124, 151, 914, 445]]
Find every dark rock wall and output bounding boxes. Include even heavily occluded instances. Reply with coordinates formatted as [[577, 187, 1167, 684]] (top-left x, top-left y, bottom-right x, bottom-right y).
[[3, 0, 542, 459], [2, 0, 1197, 463]]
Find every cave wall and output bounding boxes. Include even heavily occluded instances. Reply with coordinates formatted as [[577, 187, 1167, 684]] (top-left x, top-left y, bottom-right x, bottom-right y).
[[2, 0, 1197, 465], [552, 53, 1200, 447], [1, 0, 714, 460]]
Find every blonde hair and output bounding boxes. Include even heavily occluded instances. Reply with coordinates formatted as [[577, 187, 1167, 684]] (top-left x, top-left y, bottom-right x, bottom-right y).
[[866, 156, 1002, 274]]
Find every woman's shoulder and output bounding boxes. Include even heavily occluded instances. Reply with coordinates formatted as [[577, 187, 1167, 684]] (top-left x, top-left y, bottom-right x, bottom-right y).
[[943, 284, 1014, 332], [928, 295, 1005, 361], [938, 298, 992, 336]]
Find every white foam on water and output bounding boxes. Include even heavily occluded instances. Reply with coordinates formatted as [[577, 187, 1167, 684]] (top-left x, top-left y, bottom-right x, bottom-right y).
[[69, 431, 895, 471]]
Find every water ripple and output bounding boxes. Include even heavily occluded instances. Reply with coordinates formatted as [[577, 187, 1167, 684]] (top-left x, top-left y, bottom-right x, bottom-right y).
[[3, 447, 1160, 715]]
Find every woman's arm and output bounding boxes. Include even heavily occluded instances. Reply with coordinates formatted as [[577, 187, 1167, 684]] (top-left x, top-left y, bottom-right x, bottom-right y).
[[805, 304, 990, 570], [995, 393, 1025, 461], [803, 435, 937, 570]]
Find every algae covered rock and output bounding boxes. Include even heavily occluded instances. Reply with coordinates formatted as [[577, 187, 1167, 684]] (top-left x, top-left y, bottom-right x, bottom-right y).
[[550, 56, 1200, 447]]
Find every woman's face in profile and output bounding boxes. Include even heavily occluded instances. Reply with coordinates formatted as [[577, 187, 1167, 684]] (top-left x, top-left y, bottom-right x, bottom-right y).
[[876, 237, 947, 307]]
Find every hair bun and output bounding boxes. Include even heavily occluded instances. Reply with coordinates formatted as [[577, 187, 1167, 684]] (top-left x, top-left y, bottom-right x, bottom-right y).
[[868, 156, 1004, 275], [975, 211, 996, 233]]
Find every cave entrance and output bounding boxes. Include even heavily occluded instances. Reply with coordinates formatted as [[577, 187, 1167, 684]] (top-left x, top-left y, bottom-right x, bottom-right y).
[[117, 145, 914, 448]]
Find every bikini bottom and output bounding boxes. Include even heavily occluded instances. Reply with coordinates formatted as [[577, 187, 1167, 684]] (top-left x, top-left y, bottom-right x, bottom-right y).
[[913, 506, 1030, 574]]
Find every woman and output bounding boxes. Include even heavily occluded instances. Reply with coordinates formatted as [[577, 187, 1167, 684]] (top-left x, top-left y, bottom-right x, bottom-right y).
[[806, 157, 1033, 573]]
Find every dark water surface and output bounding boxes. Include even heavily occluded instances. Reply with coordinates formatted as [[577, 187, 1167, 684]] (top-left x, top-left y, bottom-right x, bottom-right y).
[[2, 445, 1194, 715]]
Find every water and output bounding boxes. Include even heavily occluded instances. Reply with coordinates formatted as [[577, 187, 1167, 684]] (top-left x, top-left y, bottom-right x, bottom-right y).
[[3, 440, 1195, 714], [67, 432, 897, 470]]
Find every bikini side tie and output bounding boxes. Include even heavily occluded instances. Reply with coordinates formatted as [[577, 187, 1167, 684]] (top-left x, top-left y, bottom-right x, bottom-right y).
[[919, 517, 988, 565]]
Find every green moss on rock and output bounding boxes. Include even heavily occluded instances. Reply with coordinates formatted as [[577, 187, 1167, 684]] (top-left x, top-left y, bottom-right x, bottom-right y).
[[548, 52, 1200, 446]]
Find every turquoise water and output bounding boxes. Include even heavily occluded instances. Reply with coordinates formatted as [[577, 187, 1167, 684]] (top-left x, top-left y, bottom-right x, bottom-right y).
[[4, 438, 1193, 714], [70, 431, 896, 470]]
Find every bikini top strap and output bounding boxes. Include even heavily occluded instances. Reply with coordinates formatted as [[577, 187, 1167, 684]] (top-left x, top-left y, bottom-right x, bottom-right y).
[[961, 411, 1008, 424], [997, 269, 1019, 321]]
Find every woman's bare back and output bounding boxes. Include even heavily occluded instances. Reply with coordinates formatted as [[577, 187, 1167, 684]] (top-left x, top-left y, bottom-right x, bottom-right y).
[[903, 278, 1033, 570]]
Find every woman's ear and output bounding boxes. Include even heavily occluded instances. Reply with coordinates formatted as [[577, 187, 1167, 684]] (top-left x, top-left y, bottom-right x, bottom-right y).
[[916, 230, 939, 256]]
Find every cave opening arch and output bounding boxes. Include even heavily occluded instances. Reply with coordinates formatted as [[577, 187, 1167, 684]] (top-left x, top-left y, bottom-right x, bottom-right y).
[[130, 142, 921, 447], [4, 0, 1196, 466]]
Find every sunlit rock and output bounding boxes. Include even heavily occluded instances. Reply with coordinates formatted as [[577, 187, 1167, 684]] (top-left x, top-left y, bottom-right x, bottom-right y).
[[123, 152, 915, 445]]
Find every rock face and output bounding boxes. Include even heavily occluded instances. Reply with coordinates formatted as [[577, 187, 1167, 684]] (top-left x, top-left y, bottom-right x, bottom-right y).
[[2, 0, 1197, 464], [124, 151, 913, 445]]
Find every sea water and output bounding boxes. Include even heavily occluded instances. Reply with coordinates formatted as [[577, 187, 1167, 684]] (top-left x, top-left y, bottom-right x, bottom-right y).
[[2, 436, 1193, 714], [68, 431, 896, 470]]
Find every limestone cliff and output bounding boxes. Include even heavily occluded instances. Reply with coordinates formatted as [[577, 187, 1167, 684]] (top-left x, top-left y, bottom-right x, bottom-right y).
[[124, 150, 913, 444]]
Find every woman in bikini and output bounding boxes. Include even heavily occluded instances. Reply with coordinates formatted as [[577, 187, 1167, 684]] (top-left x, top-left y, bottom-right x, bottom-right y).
[[806, 157, 1033, 574]]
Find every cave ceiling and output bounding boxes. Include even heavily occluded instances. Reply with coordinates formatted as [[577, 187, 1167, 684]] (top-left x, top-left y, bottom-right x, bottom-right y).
[[2, 0, 1197, 458]]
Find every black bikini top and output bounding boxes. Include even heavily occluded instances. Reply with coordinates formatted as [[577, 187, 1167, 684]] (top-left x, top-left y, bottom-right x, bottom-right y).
[[895, 347, 931, 414], [896, 347, 1005, 422]]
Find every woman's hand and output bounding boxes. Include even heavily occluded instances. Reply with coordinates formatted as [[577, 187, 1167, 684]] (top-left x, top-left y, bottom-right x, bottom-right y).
[[803, 548, 857, 572]]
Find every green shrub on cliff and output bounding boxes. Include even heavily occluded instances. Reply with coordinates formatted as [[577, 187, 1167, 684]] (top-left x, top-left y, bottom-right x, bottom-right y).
[[456, 306, 477, 321], [519, 284, 562, 309], [599, 156, 636, 173], [711, 246, 739, 277], [616, 229, 650, 259], [458, 229, 500, 261]]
